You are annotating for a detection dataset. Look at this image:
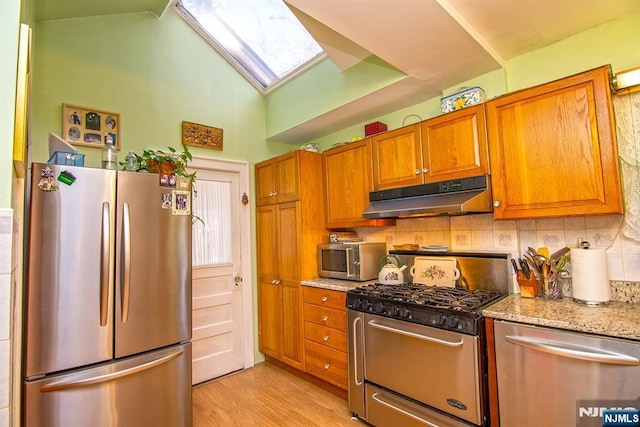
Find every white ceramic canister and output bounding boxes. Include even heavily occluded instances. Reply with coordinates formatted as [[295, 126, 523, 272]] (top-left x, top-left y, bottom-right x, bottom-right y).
[[569, 247, 610, 305]]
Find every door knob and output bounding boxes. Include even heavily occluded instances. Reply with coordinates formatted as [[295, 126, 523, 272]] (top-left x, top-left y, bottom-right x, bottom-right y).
[[234, 276, 242, 286]]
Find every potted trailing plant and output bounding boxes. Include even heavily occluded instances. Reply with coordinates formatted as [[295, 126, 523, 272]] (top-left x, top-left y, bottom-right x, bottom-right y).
[[123, 144, 203, 224], [132, 144, 196, 183]]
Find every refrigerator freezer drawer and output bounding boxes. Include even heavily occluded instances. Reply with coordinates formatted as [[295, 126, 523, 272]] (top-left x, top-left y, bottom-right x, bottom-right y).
[[24, 343, 192, 427]]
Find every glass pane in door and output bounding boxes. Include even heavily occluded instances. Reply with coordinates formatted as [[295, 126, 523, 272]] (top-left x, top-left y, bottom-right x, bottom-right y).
[[192, 179, 232, 267]]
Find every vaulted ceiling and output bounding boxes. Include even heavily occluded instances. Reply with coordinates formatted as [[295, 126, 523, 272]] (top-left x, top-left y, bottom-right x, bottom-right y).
[[34, 0, 640, 142]]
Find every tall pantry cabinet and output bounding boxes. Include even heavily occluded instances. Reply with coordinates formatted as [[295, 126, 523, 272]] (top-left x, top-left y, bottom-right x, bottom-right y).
[[255, 150, 325, 370]]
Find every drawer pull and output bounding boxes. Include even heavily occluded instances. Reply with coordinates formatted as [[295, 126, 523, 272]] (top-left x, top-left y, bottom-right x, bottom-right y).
[[322, 315, 329, 322], [321, 296, 328, 302], [324, 363, 331, 370], [323, 335, 330, 341]]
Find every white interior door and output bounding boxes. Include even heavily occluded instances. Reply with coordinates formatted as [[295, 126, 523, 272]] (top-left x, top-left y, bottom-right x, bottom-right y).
[[190, 161, 252, 385]]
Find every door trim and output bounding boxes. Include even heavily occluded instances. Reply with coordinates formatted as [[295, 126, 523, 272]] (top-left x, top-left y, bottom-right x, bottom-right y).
[[188, 155, 255, 370]]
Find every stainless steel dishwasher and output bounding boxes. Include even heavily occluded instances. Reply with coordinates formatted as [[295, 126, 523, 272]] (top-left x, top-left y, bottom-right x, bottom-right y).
[[494, 320, 640, 427]]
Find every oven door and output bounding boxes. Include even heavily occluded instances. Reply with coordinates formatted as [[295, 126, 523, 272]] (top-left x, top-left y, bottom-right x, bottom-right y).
[[364, 313, 482, 425]]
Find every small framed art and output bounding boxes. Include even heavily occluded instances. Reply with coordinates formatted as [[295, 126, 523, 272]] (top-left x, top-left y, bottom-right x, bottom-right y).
[[182, 120, 223, 151], [62, 103, 121, 149]]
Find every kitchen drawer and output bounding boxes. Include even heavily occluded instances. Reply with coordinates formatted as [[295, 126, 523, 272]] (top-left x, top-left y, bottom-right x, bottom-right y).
[[304, 321, 347, 352], [304, 340, 348, 390], [302, 286, 346, 311], [303, 303, 346, 330]]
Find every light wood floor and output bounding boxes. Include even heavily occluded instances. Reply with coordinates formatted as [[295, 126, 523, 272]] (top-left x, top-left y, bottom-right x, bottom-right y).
[[193, 362, 362, 426]]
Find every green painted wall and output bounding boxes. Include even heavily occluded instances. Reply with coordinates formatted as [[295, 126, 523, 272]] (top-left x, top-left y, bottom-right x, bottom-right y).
[[506, 11, 640, 91], [31, 11, 293, 169], [305, 11, 640, 151], [0, 0, 21, 207], [265, 55, 405, 139]]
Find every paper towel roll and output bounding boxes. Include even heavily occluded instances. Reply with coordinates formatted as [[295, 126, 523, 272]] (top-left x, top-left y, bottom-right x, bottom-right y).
[[570, 248, 610, 304]]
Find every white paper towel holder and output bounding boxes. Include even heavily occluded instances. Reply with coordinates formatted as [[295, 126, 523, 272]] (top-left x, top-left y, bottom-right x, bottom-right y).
[[571, 242, 611, 306]]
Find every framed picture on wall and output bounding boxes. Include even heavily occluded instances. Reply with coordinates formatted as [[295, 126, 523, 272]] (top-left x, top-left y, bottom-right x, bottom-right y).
[[62, 103, 121, 149], [182, 120, 223, 151]]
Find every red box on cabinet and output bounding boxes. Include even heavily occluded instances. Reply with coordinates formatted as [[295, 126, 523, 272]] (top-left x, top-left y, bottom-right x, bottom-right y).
[[364, 121, 387, 137]]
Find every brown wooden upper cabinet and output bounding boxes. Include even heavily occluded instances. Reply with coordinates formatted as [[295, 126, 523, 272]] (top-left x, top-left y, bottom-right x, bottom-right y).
[[421, 105, 489, 183], [486, 65, 623, 220], [371, 124, 422, 190], [255, 151, 300, 206], [323, 139, 395, 229], [371, 105, 489, 191]]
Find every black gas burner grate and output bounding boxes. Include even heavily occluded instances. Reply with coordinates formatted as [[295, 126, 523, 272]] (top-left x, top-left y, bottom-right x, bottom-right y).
[[350, 283, 503, 312]]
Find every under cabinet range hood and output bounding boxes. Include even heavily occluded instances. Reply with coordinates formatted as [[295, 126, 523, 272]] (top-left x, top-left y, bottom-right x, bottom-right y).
[[363, 175, 493, 218]]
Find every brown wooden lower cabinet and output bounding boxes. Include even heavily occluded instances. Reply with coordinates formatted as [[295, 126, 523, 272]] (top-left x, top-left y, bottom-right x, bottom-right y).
[[304, 340, 348, 390], [302, 286, 348, 390]]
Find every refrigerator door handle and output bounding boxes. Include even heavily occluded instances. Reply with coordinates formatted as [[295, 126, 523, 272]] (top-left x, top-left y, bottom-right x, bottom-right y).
[[39, 350, 184, 392], [121, 202, 131, 323], [100, 202, 111, 327]]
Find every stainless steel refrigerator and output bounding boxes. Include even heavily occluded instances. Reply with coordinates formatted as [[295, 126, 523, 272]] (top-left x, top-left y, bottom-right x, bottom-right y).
[[23, 163, 193, 427]]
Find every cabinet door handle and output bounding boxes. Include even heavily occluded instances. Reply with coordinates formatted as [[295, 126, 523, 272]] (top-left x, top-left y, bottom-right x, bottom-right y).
[[324, 363, 331, 370], [273, 191, 278, 196], [323, 335, 330, 341], [321, 296, 328, 302], [322, 315, 329, 322], [493, 200, 501, 207], [422, 168, 429, 173], [414, 169, 420, 175]]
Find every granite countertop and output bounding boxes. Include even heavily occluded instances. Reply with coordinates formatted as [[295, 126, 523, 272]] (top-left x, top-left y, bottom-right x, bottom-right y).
[[301, 277, 375, 292], [483, 295, 640, 341]]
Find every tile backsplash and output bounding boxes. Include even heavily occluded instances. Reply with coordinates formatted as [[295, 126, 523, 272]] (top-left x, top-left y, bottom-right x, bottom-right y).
[[356, 213, 640, 283]]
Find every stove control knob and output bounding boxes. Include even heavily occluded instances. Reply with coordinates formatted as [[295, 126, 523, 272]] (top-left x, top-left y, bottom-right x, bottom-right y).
[[390, 305, 399, 316], [446, 315, 459, 329], [374, 302, 385, 313], [399, 307, 412, 319], [436, 312, 447, 326], [352, 299, 363, 309]]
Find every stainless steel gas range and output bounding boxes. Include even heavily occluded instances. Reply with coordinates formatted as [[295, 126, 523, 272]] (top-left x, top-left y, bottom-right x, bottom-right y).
[[347, 251, 510, 427]]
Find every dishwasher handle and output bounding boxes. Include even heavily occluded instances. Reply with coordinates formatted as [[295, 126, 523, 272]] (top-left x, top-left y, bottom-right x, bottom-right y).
[[505, 335, 640, 366]]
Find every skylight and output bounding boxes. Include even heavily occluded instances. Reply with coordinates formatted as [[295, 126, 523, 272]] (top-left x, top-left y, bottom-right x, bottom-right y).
[[174, 0, 326, 93]]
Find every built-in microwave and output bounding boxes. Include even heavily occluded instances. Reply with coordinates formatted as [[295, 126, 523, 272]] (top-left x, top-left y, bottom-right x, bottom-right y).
[[318, 242, 387, 281]]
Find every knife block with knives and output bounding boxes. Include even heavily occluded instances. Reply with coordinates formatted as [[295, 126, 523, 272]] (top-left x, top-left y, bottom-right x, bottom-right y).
[[512, 247, 570, 298], [516, 271, 540, 298]]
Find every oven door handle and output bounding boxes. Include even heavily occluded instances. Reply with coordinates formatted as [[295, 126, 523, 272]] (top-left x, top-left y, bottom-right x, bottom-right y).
[[371, 392, 438, 427], [505, 335, 640, 366], [368, 320, 464, 347], [352, 316, 363, 386]]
